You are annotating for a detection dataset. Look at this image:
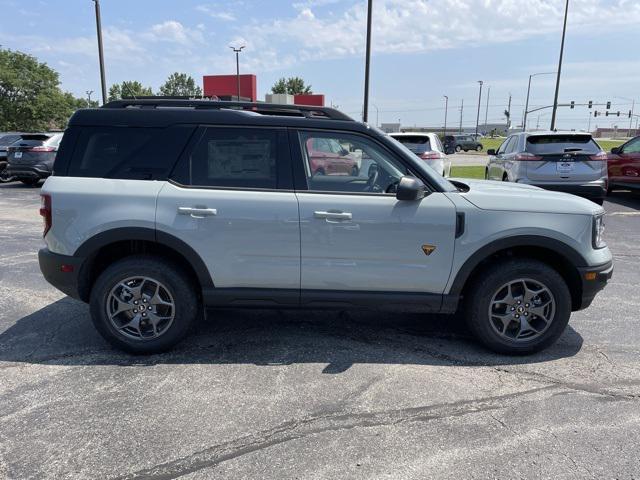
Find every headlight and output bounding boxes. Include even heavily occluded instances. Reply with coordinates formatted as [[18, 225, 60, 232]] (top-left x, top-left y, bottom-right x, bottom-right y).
[[593, 214, 606, 249]]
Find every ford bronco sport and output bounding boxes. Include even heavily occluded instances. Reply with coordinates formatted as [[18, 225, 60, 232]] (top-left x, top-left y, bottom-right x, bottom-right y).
[[39, 99, 612, 355]]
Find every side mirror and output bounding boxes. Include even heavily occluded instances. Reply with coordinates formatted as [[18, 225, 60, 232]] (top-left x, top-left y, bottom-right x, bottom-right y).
[[396, 176, 426, 201], [487, 149, 496, 156], [611, 147, 620, 154]]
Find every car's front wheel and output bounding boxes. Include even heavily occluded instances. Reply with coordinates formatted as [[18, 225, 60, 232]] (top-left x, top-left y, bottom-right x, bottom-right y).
[[90, 255, 199, 354], [476, 145, 483, 152], [455, 145, 462, 152], [464, 259, 571, 355]]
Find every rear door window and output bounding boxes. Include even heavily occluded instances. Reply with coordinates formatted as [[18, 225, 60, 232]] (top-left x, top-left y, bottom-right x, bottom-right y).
[[68, 126, 194, 179], [171, 127, 290, 189], [526, 135, 600, 155]]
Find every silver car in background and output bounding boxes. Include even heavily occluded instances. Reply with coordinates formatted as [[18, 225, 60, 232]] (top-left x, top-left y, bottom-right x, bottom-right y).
[[486, 131, 607, 205], [389, 132, 452, 177]]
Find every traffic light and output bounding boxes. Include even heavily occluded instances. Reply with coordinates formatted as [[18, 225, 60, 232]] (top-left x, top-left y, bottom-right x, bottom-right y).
[[617, 111, 621, 117], [570, 101, 575, 109], [606, 101, 611, 109], [588, 100, 593, 109], [629, 110, 633, 118], [605, 111, 609, 116], [594, 111, 599, 117]]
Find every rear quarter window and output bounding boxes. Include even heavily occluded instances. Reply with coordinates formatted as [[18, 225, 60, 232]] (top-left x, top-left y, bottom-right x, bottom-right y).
[[65, 126, 195, 179], [526, 135, 600, 155]]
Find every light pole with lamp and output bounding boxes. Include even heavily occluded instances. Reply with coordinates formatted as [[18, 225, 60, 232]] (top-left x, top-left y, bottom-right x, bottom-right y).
[[550, 0, 570, 130], [523, 72, 556, 132], [443, 95, 448, 137], [92, 0, 107, 105], [475, 81, 483, 136], [229, 45, 245, 101]]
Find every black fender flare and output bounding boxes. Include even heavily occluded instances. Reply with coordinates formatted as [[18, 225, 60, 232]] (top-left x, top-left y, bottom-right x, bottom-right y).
[[74, 227, 214, 289], [448, 235, 587, 296]]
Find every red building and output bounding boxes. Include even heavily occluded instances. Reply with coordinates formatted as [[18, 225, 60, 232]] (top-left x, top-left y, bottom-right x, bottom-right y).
[[202, 74, 325, 106], [203, 74, 257, 102]]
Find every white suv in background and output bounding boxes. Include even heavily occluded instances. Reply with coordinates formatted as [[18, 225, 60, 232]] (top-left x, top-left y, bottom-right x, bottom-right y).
[[39, 100, 612, 355], [389, 132, 451, 177]]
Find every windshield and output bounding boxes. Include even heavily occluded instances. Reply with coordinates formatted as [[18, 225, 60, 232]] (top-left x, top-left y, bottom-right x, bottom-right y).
[[526, 135, 601, 154]]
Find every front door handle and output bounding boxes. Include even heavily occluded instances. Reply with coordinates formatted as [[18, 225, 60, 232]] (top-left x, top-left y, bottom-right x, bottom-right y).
[[177, 207, 217, 218], [314, 211, 352, 220]]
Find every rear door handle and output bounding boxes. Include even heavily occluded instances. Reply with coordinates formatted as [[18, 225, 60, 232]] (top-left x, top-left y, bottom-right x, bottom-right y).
[[178, 207, 217, 218], [314, 211, 352, 220]]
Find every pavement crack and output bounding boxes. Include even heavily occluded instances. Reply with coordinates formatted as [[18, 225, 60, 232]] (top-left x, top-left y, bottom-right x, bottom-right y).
[[114, 385, 556, 480]]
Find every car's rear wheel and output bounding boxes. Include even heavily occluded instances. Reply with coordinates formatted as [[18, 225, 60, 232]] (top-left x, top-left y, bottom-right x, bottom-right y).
[[455, 145, 462, 152], [502, 173, 508, 181], [476, 145, 483, 152], [90, 255, 199, 354], [464, 259, 571, 354]]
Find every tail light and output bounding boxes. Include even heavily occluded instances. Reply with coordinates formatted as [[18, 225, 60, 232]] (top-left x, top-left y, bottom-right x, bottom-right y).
[[589, 151, 607, 161], [514, 153, 543, 161], [420, 151, 442, 160], [28, 146, 56, 152], [40, 194, 52, 237]]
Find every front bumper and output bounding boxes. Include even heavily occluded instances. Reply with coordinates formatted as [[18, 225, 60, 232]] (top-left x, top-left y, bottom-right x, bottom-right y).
[[575, 260, 613, 310], [39, 248, 87, 301], [4, 165, 52, 179]]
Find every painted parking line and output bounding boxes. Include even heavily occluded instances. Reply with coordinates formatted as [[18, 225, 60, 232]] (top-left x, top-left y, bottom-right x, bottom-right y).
[[608, 211, 640, 216]]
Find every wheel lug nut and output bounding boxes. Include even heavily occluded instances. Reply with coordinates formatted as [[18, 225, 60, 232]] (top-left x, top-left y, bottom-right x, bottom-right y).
[[515, 314, 520, 318], [524, 312, 529, 316], [133, 309, 137, 313], [511, 307, 515, 311], [525, 303, 529, 307]]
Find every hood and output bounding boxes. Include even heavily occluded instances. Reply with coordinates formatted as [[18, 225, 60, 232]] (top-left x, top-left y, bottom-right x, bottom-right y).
[[449, 178, 603, 215]]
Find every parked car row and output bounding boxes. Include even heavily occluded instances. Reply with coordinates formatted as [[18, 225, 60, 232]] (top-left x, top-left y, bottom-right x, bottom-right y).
[[485, 131, 640, 204], [0, 131, 64, 185]]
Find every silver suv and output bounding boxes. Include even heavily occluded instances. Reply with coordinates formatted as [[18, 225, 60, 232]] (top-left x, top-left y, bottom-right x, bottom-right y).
[[485, 132, 607, 204], [38, 100, 612, 355]]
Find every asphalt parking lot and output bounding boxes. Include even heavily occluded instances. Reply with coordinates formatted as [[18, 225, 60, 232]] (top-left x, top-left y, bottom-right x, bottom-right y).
[[1, 181, 639, 479]]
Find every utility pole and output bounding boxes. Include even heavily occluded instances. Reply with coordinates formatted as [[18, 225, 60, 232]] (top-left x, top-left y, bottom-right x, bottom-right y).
[[443, 95, 448, 137], [475, 81, 483, 136], [229, 45, 245, 101], [362, 0, 373, 123], [86, 90, 94, 107], [587, 111, 592, 133], [373, 104, 379, 127], [459, 99, 464, 134], [92, 0, 107, 105], [484, 86, 490, 128], [550, 0, 569, 131], [507, 93, 512, 130]]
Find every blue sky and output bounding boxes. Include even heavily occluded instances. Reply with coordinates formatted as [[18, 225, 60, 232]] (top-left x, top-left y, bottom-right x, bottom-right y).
[[1, 0, 639, 131]]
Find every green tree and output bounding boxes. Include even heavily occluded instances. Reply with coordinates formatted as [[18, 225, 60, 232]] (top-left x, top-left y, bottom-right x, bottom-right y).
[[270, 76, 312, 95], [108, 80, 153, 101], [0, 48, 86, 131], [158, 72, 202, 97]]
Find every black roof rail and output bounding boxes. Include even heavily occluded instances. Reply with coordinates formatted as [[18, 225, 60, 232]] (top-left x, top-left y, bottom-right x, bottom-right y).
[[101, 98, 354, 121]]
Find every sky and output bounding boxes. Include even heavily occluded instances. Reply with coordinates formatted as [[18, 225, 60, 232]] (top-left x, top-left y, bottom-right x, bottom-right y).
[[1, 0, 639, 131]]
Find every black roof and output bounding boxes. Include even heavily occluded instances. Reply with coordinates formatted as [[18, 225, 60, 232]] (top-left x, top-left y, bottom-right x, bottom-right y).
[[68, 99, 366, 132]]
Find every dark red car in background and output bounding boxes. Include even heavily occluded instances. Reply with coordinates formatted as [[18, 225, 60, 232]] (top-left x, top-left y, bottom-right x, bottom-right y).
[[607, 135, 640, 192], [305, 137, 359, 176]]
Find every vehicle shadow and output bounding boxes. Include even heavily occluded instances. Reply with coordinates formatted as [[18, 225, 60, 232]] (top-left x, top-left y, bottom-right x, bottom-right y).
[[606, 189, 640, 209], [0, 297, 583, 372]]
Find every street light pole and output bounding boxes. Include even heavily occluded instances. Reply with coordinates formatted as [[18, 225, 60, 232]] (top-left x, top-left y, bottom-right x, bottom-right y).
[[86, 90, 93, 107], [475, 81, 483, 136], [92, 0, 107, 105], [363, 0, 373, 123], [373, 104, 379, 127], [550, 0, 570, 131], [229, 45, 245, 101], [459, 99, 464, 134], [443, 95, 448, 137], [523, 72, 555, 132]]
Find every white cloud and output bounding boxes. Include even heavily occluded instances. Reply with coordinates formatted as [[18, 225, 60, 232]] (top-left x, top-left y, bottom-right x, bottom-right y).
[[196, 4, 237, 21], [144, 20, 204, 45], [241, 0, 640, 61]]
